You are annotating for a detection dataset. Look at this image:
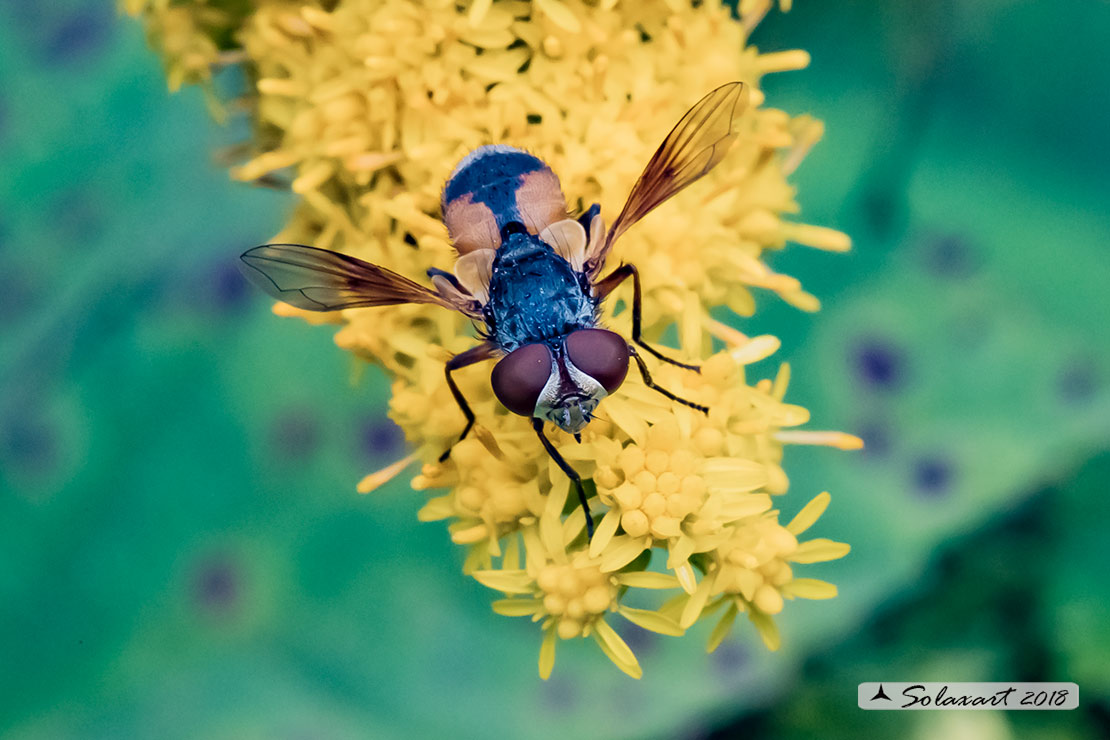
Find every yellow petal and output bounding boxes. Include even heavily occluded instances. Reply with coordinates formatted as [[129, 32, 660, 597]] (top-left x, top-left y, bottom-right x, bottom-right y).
[[657, 593, 687, 623], [716, 493, 773, 520], [649, 514, 682, 539], [781, 578, 838, 600], [747, 607, 781, 651], [592, 619, 642, 679], [589, 508, 622, 558], [292, 160, 334, 194], [468, 0, 492, 26], [540, 477, 570, 561], [599, 536, 648, 573], [780, 222, 851, 252], [701, 458, 767, 492], [602, 397, 649, 447], [539, 627, 557, 680], [730, 334, 781, 365], [618, 605, 684, 636], [785, 491, 831, 535], [485, 518, 502, 558], [780, 289, 821, 312], [521, 525, 547, 573], [416, 494, 455, 521], [451, 524, 489, 545], [474, 425, 505, 459], [502, 533, 521, 571], [789, 538, 851, 563], [771, 362, 791, 401], [562, 507, 588, 546], [492, 598, 543, 617], [756, 49, 810, 73], [666, 535, 697, 571], [472, 568, 533, 594], [463, 540, 491, 575], [680, 572, 715, 629], [613, 571, 679, 590], [674, 560, 698, 595], [232, 149, 301, 181], [534, 0, 581, 32], [775, 431, 865, 450], [706, 602, 739, 653]]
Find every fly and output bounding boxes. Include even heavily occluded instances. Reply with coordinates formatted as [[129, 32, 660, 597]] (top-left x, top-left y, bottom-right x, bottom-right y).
[[240, 82, 749, 538]]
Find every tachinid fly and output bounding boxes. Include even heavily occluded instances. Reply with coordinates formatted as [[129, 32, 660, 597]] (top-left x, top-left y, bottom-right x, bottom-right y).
[[240, 82, 748, 537]]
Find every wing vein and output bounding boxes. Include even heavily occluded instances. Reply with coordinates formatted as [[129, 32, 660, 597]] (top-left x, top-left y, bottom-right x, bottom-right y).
[[586, 82, 748, 278]]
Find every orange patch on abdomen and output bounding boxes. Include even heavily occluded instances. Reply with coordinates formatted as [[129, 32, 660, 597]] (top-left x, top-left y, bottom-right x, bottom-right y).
[[515, 169, 568, 235], [443, 194, 500, 254]]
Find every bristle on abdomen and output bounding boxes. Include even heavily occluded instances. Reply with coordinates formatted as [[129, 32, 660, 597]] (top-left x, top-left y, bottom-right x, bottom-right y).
[[442, 145, 567, 254]]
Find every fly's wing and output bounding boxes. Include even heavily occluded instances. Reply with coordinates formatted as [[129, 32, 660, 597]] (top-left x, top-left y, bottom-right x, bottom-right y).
[[585, 82, 748, 278], [240, 244, 480, 316]]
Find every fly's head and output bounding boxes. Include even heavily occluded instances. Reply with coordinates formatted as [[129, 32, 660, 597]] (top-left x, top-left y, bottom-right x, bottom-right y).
[[490, 329, 630, 435]]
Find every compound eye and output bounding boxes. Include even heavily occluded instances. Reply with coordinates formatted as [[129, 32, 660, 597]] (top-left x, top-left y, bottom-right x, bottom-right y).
[[491, 343, 554, 416], [565, 329, 629, 394]]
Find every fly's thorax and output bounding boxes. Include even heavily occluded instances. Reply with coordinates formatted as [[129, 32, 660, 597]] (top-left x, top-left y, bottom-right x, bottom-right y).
[[484, 231, 596, 351]]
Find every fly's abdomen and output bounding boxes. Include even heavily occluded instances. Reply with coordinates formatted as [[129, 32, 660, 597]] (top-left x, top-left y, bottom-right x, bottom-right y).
[[442, 145, 567, 254]]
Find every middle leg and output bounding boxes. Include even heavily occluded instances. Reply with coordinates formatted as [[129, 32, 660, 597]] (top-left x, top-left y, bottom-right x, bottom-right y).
[[628, 345, 709, 414], [595, 263, 700, 372]]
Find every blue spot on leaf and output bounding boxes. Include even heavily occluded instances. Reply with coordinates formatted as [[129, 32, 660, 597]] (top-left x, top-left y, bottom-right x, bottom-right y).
[[193, 556, 239, 613], [617, 620, 658, 656], [541, 675, 577, 711], [1057, 358, 1098, 403], [711, 640, 748, 675], [45, 6, 114, 63], [211, 259, 249, 311], [852, 338, 905, 390], [913, 456, 953, 497], [922, 233, 978, 279], [856, 421, 892, 459], [1, 410, 57, 474], [362, 418, 404, 459], [271, 409, 320, 460]]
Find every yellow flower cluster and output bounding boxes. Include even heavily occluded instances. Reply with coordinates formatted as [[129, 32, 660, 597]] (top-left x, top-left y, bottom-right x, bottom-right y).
[[129, 0, 858, 678]]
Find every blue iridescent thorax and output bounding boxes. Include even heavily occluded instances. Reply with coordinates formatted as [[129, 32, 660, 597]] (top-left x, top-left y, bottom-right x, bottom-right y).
[[484, 231, 596, 351]]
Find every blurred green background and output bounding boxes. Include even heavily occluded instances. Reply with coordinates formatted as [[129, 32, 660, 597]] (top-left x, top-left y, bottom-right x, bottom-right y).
[[2, 1, 1108, 738]]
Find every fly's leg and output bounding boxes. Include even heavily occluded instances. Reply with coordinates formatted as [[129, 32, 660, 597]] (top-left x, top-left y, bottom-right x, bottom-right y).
[[595, 264, 707, 414], [439, 342, 498, 462], [595, 263, 699, 372], [628, 345, 709, 414], [533, 418, 595, 539]]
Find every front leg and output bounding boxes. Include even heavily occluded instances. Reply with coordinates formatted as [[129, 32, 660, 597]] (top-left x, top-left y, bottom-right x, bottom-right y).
[[533, 418, 595, 539], [439, 342, 498, 462], [594, 263, 699, 372]]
